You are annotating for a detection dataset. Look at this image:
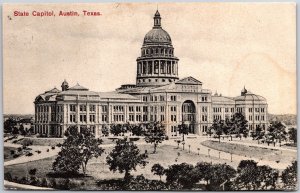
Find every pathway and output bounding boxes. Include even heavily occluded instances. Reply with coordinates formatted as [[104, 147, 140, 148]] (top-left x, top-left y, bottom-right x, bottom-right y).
[[4, 180, 53, 190]]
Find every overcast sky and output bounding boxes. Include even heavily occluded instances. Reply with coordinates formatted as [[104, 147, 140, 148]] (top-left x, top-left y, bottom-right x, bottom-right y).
[[3, 3, 296, 115]]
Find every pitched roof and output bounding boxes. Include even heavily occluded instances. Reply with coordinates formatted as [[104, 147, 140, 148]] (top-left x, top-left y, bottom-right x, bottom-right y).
[[99, 91, 139, 100], [212, 96, 235, 104], [175, 76, 202, 85], [68, 83, 89, 91]]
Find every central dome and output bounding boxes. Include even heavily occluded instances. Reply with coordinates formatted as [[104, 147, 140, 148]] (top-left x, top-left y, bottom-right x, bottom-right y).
[[143, 28, 172, 45]]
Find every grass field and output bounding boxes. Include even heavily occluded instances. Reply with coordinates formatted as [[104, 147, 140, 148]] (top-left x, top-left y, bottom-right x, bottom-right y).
[[4, 144, 238, 190], [201, 140, 296, 164], [15, 137, 141, 146]]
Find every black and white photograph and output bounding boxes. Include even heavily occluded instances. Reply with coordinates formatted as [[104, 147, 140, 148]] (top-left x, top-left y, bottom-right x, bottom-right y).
[[2, 2, 297, 191]]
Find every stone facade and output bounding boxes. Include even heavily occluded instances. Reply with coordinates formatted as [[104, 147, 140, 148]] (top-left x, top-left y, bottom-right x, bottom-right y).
[[33, 11, 268, 138]]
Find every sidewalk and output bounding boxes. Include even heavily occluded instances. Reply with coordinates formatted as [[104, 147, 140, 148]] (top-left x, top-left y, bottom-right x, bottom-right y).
[[4, 180, 53, 190]]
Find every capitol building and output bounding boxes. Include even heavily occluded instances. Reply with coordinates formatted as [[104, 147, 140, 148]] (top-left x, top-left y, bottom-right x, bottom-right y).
[[34, 11, 268, 138]]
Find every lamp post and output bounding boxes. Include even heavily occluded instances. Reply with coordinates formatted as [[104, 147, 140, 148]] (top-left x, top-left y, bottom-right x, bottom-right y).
[[197, 148, 200, 155], [188, 145, 191, 153], [230, 153, 233, 162], [182, 141, 185, 150], [208, 149, 210, 158], [219, 151, 221, 159]]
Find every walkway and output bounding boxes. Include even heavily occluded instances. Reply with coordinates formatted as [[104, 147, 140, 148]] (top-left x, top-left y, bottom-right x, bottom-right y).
[[4, 180, 53, 190]]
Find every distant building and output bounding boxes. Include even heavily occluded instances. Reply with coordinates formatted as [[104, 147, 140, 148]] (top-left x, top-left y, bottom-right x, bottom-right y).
[[33, 11, 268, 138]]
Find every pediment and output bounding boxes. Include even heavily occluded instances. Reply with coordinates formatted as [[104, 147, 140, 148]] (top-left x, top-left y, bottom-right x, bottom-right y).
[[175, 76, 202, 85]]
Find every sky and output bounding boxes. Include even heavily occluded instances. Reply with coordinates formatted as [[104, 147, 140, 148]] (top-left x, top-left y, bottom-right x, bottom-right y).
[[3, 3, 296, 115]]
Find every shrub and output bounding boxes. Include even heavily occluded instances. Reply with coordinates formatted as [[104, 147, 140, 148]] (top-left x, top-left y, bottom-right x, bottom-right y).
[[13, 154, 20, 158], [47, 149, 49, 152], [12, 140, 18, 144], [10, 150, 15, 155], [49, 178, 57, 188], [29, 168, 37, 176], [51, 146, 55, 150], [4, 172, 13, 181], [57, 179, 71, 190], [17, 147, 22, 152], [56, 143, 62, 147], [26, 152, 33, 156], [40, 178, 48, 187]]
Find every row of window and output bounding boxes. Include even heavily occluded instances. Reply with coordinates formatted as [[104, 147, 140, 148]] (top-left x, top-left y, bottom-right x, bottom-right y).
[[138, 61, 176, 75], [249, 108, 265, 113], [141, 47, 173, 56], [249, 115, 265, 121], [69, 114, 96, 123]]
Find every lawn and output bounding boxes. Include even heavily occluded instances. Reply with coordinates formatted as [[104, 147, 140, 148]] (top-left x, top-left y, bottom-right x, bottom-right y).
[[15, 137, 141, 146], [201, 140, 297, 164], [4, 144, 238, 190]]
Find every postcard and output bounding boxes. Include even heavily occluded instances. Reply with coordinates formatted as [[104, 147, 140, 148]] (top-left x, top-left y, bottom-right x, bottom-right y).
[[3, 2, 297, 191]]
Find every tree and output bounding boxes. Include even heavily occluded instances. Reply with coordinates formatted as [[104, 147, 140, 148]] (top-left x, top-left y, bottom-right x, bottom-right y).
[[4, 117, 17, 133], [235, 160, 260, 190], [110, 124, 123, 136], [209, 164, 236, 190], [19, 125, 26, 137], [256, 165, 278, 190], [165, 163, 198, 189], [151, 163, 165, 181], [144, 122, 166, 153], [12, 126, 19, 136], [288, 128, 297, 144], [106, 138, 148, 180], [251, 125, 265, 144], [209, 119, 225, 143], [178, 123, 189, 141], [281, 161, 297, 190], [53, 126, 104, 175], [230, 113, 248, 140], [131, 124, 145, 136], [101, 125, 109, 137], [268, 121, 287, 146], [194, 162, 213, 185]]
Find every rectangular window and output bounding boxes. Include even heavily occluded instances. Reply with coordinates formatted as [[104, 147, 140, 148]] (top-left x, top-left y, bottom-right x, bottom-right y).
[[89, 105, 95, 112], [69, 114, 76, 122], [70, 105, 76, 112], [80, 115, 87, 122], [129, 106, 134, 112], [143, 96, 148, 102], [136, 106, 141, 112], [102, 105, 108, 112], [170, 95, 177, 101], [161, 106, 165, 112], [102, 115, 107, 122], [90, 115, 95, 122], [161, 115, 165, 121], [80, 105, 86, 112], [143, 115, 148, 121], [143, 106, 148, 112]]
